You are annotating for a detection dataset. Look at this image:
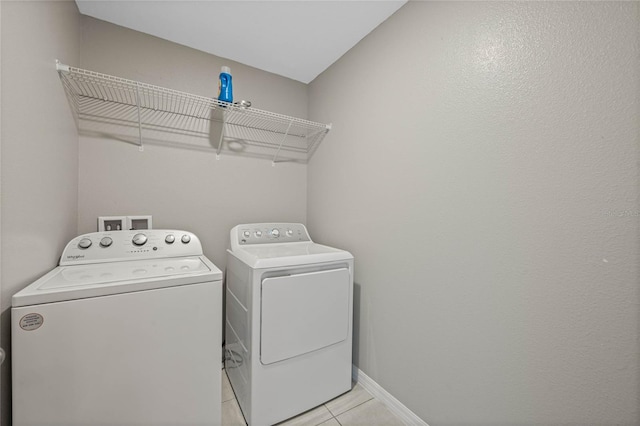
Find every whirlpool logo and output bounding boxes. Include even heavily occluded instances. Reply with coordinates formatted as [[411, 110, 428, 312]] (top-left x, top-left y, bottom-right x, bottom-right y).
[[66, 255, 85, 260]]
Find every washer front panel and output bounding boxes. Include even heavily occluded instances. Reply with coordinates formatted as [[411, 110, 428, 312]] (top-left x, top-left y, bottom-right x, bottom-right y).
[[12, 281, 222, 425]]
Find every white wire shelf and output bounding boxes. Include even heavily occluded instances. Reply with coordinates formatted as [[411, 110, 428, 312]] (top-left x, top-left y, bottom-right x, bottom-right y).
[[56, 61, 331, 164]]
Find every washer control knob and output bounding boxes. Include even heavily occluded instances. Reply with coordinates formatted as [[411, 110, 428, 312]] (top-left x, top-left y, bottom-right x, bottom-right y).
[[271, 228, 280, 238], [255, 230, 262, 238], [165, 234, 175, 244], [286, 229, 294, 237], [78, 238, 92, 249], [181, 234, 191, 244], [99, 237, 113, 248], [132, 233, 147, 246], [243, 230, 251, 238]]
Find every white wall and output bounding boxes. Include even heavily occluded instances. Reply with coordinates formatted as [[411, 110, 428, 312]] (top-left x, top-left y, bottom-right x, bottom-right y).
[[77, 17, 308, 268], [0, 1, 81, 425], [308, 2, 639, 425]]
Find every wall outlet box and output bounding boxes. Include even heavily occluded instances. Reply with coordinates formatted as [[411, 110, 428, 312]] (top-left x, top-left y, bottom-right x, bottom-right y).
[[127, 215, 152, 230], [98, 216, 126, 232]]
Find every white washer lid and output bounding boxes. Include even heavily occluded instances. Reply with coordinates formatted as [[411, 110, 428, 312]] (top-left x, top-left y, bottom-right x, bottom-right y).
[[12, 256, 222, 307], [228, 242, 353, 269]]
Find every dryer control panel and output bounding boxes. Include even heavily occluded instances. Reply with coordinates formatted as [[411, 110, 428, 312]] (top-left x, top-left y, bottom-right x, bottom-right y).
[[60, 230, 203, 265], [231, 223, 311, 248]]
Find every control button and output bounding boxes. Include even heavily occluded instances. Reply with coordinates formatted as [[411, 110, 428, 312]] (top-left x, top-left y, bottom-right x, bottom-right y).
[[181, 234, 191, 244], [286, 229, 293, 237], [243, 230, 251, 238], [99, 237, 113, 248], [271, 229, 280, 238], [165, 234, 175, 244], [78, 238, 92, 249], [132, 233, 147, 246], [255, 230, 262, 237]]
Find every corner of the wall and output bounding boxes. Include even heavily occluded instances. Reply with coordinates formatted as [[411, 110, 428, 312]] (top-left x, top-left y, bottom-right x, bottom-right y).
[[352, 365, 429, 426]]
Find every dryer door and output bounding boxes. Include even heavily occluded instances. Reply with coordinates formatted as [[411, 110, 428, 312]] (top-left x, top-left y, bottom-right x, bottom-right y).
[[260, 268, 350, 365]]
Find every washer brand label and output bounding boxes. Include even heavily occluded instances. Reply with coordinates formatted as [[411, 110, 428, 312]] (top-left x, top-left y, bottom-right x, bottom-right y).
[[20, 313, 44, 331], [66, 255, 85, 260]]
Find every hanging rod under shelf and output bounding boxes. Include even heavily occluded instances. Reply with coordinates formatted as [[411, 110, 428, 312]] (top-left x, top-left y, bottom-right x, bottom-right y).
[[56, 61, 331, 163]]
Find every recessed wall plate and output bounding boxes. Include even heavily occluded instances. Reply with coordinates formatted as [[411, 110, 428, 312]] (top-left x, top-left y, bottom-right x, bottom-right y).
[[98, 216, 126, 232], [127, 215, 152, 230]]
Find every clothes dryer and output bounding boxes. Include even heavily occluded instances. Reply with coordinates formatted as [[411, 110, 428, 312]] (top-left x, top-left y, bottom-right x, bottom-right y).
[[12, 230, 222, 426], [225, 223, 354, 426]]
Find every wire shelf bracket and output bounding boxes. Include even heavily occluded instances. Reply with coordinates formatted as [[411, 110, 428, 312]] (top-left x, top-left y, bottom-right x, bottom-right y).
[[134, 82, 144, 151]]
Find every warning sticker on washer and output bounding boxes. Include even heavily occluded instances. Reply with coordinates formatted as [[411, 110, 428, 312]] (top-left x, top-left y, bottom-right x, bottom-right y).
[[20, 313, 44, 331]]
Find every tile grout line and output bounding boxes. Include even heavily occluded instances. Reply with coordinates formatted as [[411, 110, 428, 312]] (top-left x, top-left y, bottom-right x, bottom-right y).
[[326, 396, 375, 420]]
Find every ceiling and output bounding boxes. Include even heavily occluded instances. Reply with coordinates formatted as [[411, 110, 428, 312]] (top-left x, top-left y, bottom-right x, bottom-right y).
[[75, 0, 407, 84]]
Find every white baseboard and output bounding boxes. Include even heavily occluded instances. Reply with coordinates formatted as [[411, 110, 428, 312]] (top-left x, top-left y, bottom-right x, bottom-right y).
[[352, 365, 429, 426]]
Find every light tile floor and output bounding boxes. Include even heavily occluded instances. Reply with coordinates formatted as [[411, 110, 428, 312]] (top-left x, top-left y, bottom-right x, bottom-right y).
[[221, 370, 405, 426]]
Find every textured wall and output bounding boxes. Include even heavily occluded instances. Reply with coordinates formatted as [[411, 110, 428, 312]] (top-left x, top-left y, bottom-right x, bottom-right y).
[[308, 2, 639, 425], [77, 17, 308, 269], [0, 1, 81, 425]]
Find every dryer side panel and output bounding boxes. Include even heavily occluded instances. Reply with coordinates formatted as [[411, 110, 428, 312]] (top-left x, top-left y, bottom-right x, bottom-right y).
[[260, 268, 350, 365], [225, 252, 253, 423]]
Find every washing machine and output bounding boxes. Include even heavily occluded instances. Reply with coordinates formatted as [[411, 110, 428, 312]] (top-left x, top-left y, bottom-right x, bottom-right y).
[[12, 229, 223, 426], [225, 223, 354, 426]]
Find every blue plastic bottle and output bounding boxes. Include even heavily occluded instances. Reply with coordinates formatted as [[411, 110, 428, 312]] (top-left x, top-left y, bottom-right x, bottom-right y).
[[218, 66, 233, 104]]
